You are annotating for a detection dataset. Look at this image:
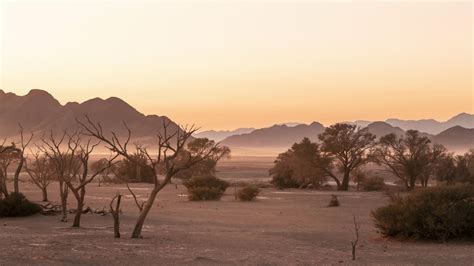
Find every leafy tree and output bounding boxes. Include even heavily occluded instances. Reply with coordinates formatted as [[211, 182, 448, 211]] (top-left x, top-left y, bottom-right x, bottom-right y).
[[114, 151, 155, 183], [270, 138, 327, 189], [0, 144, 21, 198], [174, 138, 230, 179], [373, 130, 446, 190], [352, 169, 366, 191], [455, 152, 474, 184], [436, 151, 474, 185], [435, 154, 457, 185], [318, 123, 376, 191]]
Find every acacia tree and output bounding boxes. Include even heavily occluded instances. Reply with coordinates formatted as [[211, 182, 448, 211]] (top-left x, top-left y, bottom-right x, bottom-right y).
[[270, 138, 327, 189], [24, 151, 54, 201], [436, 151, 474, 185], [79, 116, 230, 238], [455, 151, 474, 184], [318, 123, 376, 191], [175, 138, 230, 179], [0, 142, 21, 198], [373, 130, 446, 190]]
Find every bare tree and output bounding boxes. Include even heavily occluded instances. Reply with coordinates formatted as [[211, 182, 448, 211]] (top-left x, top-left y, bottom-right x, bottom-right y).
[[78, 116, 230, 238], [13, 126, 33, 194], [373, 130, 446, 190], [41, 131, 82, 222], [351, 216, 360, 261], [24, 151, 54, 202], [65, 139, 118, 227]]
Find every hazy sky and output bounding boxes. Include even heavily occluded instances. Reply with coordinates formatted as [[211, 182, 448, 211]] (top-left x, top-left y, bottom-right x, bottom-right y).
[[1, 1, 472, 130]]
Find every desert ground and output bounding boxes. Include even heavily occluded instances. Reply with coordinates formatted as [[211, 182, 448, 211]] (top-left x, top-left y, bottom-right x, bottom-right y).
[[0, 157, 473, 265]]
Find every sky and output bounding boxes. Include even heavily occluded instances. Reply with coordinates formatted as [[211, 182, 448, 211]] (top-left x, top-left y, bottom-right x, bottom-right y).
[[1, 0, 472, 130]]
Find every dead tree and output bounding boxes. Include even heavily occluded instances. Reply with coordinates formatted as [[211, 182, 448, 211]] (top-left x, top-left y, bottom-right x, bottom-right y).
[[13, 126, 33, 194], [41, 131, 82, 222], [351, 216, 360, 261], [79, 116, 230, 238], [65, 139, 118, 227], [24, 151, 54, 202], [110, 194, 122, 238]]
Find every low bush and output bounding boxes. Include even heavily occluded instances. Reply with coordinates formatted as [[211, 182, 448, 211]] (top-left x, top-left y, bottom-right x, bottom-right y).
[[271, 173, 299, 189], [328, 195, 340, 207], [237, 185, 260, 201], [0, 193, 42, 217], [184, 176, 229, 201], [362, 176, 386, 191], [372, 185, 474, 242]]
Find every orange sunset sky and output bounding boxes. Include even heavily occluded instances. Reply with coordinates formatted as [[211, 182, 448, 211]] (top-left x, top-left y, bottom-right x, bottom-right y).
[[1, 1, 472, 130]]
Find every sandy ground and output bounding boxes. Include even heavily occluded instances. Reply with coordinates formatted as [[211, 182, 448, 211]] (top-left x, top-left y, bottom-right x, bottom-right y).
[[1, 157, 473, 265], [0, 180, 473, 266]]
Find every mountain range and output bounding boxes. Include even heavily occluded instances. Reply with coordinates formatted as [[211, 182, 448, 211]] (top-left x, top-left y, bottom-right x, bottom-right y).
[[0, 89, 181, 143], [1, 89, 472, 155], [219, 119, 473, 154]]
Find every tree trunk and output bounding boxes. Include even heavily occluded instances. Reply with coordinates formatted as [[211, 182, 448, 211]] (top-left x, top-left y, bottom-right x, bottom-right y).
[[131, 189, 159, 238], [13, 158, 24, 194], [408, 177, 416, 191], [72, 187, 86, 228], [72, 200, 83, 228], [60, 182, 68, 222], [1, 171, 9, 198], [41, 187, 48, 202], [111, 195, 122, 238], [340, 172, 350, 191]]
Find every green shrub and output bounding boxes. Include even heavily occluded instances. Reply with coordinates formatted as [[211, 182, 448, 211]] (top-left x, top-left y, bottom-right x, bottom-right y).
[[237, 185, 260, 201], [372, 185, 474, 242], [0, 193, 42, 217], [184, 176, 229, 201], [362, 176, 386, 191]]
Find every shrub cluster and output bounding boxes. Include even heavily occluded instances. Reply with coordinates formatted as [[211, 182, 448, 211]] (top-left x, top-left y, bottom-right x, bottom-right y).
[[183, 176, 229, 201], [0, 193, 42, 217], [362, 176, 386, 191], [237, 185, 260, 201], [372, 185, 474, 242]]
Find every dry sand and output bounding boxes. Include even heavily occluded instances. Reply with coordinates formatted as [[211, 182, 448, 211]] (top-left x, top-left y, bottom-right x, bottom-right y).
[[0, 180, 473, 266]]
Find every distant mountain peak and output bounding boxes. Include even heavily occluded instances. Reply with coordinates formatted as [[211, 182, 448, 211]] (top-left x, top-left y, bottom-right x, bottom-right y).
[[26, 89, 53, 97]]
